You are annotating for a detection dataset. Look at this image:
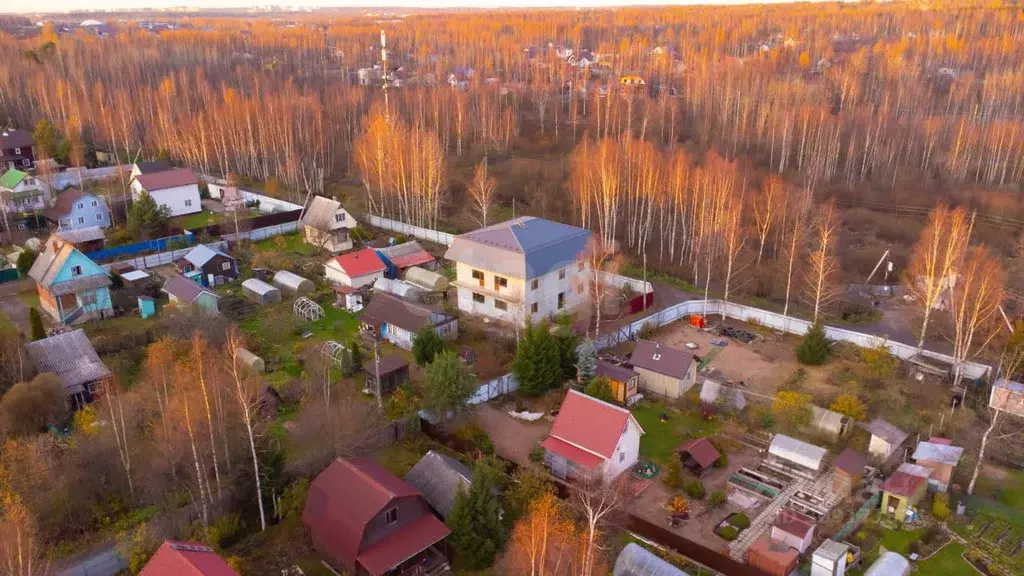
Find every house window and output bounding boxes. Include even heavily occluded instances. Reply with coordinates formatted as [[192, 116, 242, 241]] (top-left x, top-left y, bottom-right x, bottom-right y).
[[221, 262, 231, 271], [619, 452, 625, 463], [557, 292, 565, 309], [77, 203, 84, 209], [71, 265, 83, 277], [495, 299, 508, 311], [494, 276, 507, 291], [471, 269, 484, 287], [96, 213, 104, 221], [384, 507, 398, 525], [61, 218, 71, 227], [185, 199, 193, 207], [559, 269, 566, 280], [334, 212, 346, 222], [472, 292, 485, 304], [91, 200, 98, 207], [21, 159, 30, 167], [531, 302, 538, 314], [78, 216, 85, 224], [13, 148, 20, 154], [531, 279, 539, 291]]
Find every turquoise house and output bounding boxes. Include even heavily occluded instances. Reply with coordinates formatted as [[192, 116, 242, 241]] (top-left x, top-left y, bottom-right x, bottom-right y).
[[28, 235, 113, 324]]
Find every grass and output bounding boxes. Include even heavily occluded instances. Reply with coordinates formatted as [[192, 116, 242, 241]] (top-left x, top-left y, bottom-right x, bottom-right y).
[[631, 402, 719, 465], [621, 259, 704, 294], [169, 210, 227, 230], [253, 231, 316, 256], [917, 542, 976, 576], [877, 527, 922, 555]]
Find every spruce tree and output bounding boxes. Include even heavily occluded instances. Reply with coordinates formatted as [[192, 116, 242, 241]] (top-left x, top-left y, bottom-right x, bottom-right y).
[[412, 326, 445, 366], [574, 339, 597, 390], [512, 322, 563, 396], [447, 464, 507, 570], [29, 307, 45, 341], [796, 321, 830, 365]]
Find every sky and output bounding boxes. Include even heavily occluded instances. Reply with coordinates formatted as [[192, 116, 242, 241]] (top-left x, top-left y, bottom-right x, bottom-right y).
[[14, 0, 799, 16]]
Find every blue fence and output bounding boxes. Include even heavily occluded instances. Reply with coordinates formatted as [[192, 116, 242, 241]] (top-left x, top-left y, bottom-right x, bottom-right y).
[[85, 233, 195, 263]]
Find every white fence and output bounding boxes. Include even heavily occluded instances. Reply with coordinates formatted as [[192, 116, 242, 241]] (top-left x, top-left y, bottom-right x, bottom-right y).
[[50, 165, 127, 190], [363, 214, 456, 246], [598, 270, 653, 295], [468, 373, 519, 405], [101, 241, 228, 272], [207, 184, 303, 214], [221, 221, 299, 242]]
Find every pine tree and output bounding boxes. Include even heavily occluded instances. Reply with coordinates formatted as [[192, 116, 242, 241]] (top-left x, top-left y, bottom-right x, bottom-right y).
[[348, 339, 363, 374], [584, 377, 615, 403], [553, 324, 580, 383], [512, 322, 563, 397], [29, 307, 45, 341], [575, 339, 597, 389], [412, 326, 445, 366], [127, 191, 171, 241], [447, 464, 507, 570], [423, 350, 475, 419], [796, 321, 829, 365]]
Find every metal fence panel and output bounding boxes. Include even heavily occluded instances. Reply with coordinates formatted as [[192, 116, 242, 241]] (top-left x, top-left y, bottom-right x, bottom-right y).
[[86, 234, 195, 262], [100, 241, 228, 272], [363, 214, 456, 246]]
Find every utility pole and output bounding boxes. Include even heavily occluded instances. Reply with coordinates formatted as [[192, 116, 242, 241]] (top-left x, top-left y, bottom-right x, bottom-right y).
[[373, 339, 382, 409]]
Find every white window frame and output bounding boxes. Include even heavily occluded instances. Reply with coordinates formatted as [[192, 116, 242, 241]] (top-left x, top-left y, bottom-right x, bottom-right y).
[[71, 265, 83, 277], [494, 299, 508, 311], [184, 199, 193, 207], [221, 262, 231, 271], [77, 216, 85, 224], [384, 507, 398, 525], [96, 213, 104, 221], [13, 147, 20, 154]]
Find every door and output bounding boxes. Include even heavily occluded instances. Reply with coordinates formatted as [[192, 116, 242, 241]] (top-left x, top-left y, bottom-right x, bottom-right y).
[[549, 453, 567, 479]]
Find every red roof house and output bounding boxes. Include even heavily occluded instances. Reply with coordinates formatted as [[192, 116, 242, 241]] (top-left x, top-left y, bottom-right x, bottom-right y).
[[139, 541, 240, 576], [770, 509, 817, 554], [540, 390, 644, 483], [324, 248, 388, 288], [303, 457, 451, 576]]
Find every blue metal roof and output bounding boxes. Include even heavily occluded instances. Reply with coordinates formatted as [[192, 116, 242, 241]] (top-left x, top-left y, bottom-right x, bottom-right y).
[[444, 217, 592, 279]]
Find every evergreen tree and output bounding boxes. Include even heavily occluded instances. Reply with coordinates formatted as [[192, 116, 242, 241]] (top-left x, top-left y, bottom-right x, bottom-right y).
[[584, 377, 615, 403], [16, 250, 35, 276], [553, 324, 580, 383], [575, 339, 597, 390], [511, 321, 563, 397], [348, 338, 363, 374], [29, 307, 45, 341], [447, 463, 507, 570], [796, 321, 830, 365], [423, 350, 475, 419], [127, 191, 171, 241], [412, 326, 445, 366]]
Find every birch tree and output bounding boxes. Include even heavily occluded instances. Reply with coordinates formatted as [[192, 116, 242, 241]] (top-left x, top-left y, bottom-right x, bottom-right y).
[[948, 246, 1005, 393], [752, 175, 787, 266], [804, 199, 841, 322], [225, 329, 267, 531], [468, 156, 497, 228], [573, 476, 627, 576]]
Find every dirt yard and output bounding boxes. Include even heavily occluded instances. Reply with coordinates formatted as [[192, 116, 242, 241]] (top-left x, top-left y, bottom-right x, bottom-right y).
[[472, 402, 552, 468], [629, 442, 765, 553]]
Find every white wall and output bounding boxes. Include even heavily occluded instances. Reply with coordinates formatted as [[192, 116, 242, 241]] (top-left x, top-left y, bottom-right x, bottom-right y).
[[603, 417, 642, 482], [324, 262, 382, 288], [454, 261, 589, 325], [136, 184, 202, 216]]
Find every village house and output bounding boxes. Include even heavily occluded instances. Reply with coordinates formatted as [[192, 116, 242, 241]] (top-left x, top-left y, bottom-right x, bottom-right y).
[[0, 168, 50, 217], [365, 354, 410, 397], [444, 216, 592, 325], [880, 463, 930, 521], [43, 187, 112, 230], [163, 275, 220, 314], [301, 195, 356, 253], [139, 541, 241, 576], [990, 378, 1024, 418], [129, 159, 172, 179], [376, 241, 436, 276], [405, 450, 473, 519], [175, 244, 238, 286], [325, 248, 388, 288], [53, 227, 106, 254], [629, 340, 697, 400], [0, 128, 34, 170], [25, 329, 111, 409], [541, 390, 644, 483], [303, 457, 451, 576], [28, 234, 113, 324], [770, 509, 817, 555], [912, 438, 964, 492], [858, 418, 909, 461], [360, 292, 458, 350], [832, 448, 868, 496], [130, 167, 202, 216]]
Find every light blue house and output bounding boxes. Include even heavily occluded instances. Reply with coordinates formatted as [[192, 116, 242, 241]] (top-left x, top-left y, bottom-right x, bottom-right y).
[[27, 235, 114, 324], [43, 188, 112, 230]]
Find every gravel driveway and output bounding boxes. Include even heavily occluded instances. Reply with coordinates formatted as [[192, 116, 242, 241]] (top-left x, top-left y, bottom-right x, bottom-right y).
[[472, 403, 552, 468]]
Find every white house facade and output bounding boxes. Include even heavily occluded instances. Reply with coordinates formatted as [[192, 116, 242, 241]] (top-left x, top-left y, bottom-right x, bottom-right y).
[[130, 168, 202, 217]]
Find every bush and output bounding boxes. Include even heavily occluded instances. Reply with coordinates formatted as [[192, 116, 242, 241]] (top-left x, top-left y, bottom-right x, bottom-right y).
[[718, 525, 739, 540], [796, 321, 829, 365], [709, 491, 727, 508], [16, 249, 35, 275], [830, 393, 867, 421], [663, 458, 685, 490], [412, 326, 445, 366], [584, 376, 615, 403], [455, 422, 495, 456], [932, 492, 951, 521], [715, 453, 728, 468], [0, 373, 69, 437], [529, 444, 545, 463], [278, 478, 310, 521], [684, 480, 706, 500], [731, 513, 751, 530], [29, 307, 45, 340]]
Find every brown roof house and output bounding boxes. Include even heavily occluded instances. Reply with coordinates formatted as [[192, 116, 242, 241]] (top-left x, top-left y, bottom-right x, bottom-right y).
[[361, 292, 458, 351], [130, 167, 201, 217], [303, 457, 451, 576], [595, 359, 639, 405], [676, 437, 721, 477], [747, 535, 799, 576], [912, 437, 964, 493], [832, 448, 868, 496], [302, 195, 356, 253], [365, 354, 410, 398], [858, 418, 909, 462], [880, 463, 930, 521], [770, 509, 817, 555], [174, 244, 238, 287], [629, 340, 697, 400]]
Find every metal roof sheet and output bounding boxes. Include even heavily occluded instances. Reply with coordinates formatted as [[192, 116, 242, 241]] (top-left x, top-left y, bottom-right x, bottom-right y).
[[24, 329, 110, 395], [769, 434, 827, 471], [613, 543, 690, 576], [404, 451, 472, 518], [444, 217, 591, 280], [912, 441, 964, 465]]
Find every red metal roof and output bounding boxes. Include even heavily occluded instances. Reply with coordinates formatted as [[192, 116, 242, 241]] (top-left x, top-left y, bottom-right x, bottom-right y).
[[546, 390, 639, 460], [540, 435, 604, 469], [678, 437, 721, 469], [134, 168, 199, 191], [356, 514, 450, 576], [772, 509, 816, 539], [332, 248, 387, 277], [139, 541, 240, 576], [881, 470, 928, 499], [378, 241, 435, 269], [302, 458, 422, 570]]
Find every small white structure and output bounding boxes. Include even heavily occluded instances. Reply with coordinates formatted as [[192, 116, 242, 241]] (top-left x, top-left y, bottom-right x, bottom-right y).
[[236, 348, 265, 373], [700, 379, 746, 411], [859, 418, 909, 461], [293, 297, 324, 322], [808, 406, 849, 440], [324, 248, 387, 288], [242, 278, 281, 305], [130, 168, 202, 217], [864, 552, 909, 576], [373, 277, 425, 301], [811, 540, 850, 576], [770, 509, 817, 555], [613, 543, 690, 576], [768, 434, 828, 473], [990, 378, 1024, 418], [273, 270, 315, 295], [332, 285, 363, 312]]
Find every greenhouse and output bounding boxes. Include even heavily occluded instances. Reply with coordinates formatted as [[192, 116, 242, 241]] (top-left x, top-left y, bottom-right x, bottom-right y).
[[373, 277, 425, 301], [768, 434, 828, 473], [242, 278, 281, 305], [236, 348, 265, 373], [613, 543, 690, 576], [404, 266, 449, 292], [272, 270, 315, 295]]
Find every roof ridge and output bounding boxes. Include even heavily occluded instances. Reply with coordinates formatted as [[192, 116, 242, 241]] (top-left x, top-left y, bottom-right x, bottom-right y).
[[566, 388, 631, 415], [344, 458, 398, 501]]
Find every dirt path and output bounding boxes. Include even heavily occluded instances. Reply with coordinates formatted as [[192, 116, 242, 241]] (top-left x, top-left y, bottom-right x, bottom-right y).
[[472, 403, 551, 467]]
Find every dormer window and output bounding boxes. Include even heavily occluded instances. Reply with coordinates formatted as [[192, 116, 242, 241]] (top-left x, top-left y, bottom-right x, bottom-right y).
[[653, 353, 661, 361], [334, 212, 346, 223], [384, 507, 398, 525], [71, 265, 83, 277]]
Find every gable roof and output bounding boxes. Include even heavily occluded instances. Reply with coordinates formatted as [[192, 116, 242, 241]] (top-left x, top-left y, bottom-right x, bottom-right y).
[[913, 441, 964, 466], [678, 437, 721, 469], [134, 160, 172, 175], [769, 434, 827, 471], [24, 329, 111, 396], [331, 248, 387, 277], [302, 195, 348, 230], [0, 129, 32, 149], [377, 241, 435, 269], [303, 457, 424, 568], [134, 168, 199, 191], [27, 235, 110, 291], [405, 451, 473, 518], [44, 188, 96, 221], [55, 226, 106, 245], [361, 292, 449, 334], [614, 543, 691, 576], [543, 390, 643, 463], [857, 418, 908, 447], [630, 340, 694, 379], [163, 275, 217, 303], [444, 216, 592, 280], [0, 168, 27, 189], [772, 509, 816, 539], [182, 244, 232, 268], [596, 359, 636, 383], [834, 449, 867, 476], [881, 470, 927, 498], [140, 541, 240, 576], [375, 354, 410, 377]]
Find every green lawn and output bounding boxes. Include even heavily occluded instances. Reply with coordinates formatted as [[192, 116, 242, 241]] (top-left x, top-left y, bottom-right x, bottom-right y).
[[253, 231, 316, 256], [918, 543, 976, 576], [632, 402, 719, 465], [169, 210, 226, 230], [878, 527, 922, 555]]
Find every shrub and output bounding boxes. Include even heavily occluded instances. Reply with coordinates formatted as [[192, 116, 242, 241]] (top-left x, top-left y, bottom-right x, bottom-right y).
[[772, 390, 813, 430], [796, 321, 829, 365], [455, 422, 496, 456], [584, 376, 615, 403], [684, 480, 706, 500], [718, 526, 739, 540], [529, 444, 545, 463], [908, 540, 922, 555], [412, 326, 445, 366], [207, 513, 244, 549], [278, 478, 310, 521], [16, 249, 35, 275], [830, 393, 867, 421], [663, 458, 685, 490], [667, 495, 689, 514], [29, 307, 45, 341], [932, 492, 951, 521], [731, 513, 751, 530], [715, 453, 728, 468], [709, 491, 727, 508], [0, 373, 69, 437]]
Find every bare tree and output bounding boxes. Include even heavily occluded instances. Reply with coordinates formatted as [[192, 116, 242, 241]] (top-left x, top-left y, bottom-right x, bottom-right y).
[[572, 476, 628, 576], [225, 329, 267, 531], [782, 194, 809, 319], [468, 156, 496, 228], [948, 246, 1005, 393], [0, 492, 47, 576], [752, 175, 787, 266], [190, 334, 223, 501], [804, 199, 841, 322], [103, 377, 135, 505]]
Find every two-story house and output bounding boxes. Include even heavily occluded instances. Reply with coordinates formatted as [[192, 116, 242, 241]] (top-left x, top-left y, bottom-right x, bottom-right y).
[[130, 167, 202, 217], [43, 188, 112, 230], [174, 244, 238, 287], [303, 457, 451, 576], [0, 168, 50, 220], [28, 234, 113, 324], [0, 129, 34, 171], [302, 195, 356, 253], [444, 217, 592, 325]]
